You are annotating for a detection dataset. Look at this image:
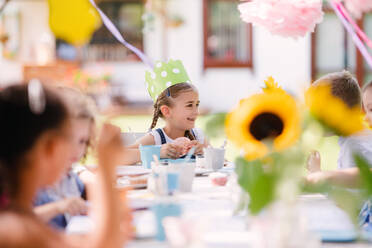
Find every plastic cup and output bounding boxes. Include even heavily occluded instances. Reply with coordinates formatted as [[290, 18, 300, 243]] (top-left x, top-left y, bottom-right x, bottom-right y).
[[139, 145, 161, 169], [152, 202, 182, 241], [204, 147, 225, 171], [168, 160, 195, 192]]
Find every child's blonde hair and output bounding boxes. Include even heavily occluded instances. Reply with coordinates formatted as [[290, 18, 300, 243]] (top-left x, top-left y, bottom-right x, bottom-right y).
[[313, 71, 361, 108], [150, 82, 197, 140], [58, 87, 97, 159]]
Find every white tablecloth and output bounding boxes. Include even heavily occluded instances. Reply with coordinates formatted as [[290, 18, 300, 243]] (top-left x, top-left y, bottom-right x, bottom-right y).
[[67, 171, 371, 247]]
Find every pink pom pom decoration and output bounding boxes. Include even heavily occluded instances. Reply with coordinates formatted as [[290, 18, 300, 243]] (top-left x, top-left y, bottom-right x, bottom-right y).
[[238, 0, 324, 38], [344, 0, 372, 19]]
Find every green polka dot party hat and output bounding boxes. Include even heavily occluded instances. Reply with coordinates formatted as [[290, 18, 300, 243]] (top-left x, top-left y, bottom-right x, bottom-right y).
[[145, 59, 191, 102]]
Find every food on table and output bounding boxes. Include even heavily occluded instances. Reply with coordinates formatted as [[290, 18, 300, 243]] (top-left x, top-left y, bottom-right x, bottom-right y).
[[129, 175, 148, 186], [209, 172, 228, 186]]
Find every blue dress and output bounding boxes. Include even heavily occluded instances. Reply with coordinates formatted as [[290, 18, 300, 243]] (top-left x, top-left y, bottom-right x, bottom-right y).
[[34, 171, 85, 229]]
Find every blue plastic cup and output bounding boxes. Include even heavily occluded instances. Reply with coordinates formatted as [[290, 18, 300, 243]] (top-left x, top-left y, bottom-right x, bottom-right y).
[[152, 202, 182, 241], [166, 172, 179, 194], [139, 145, 161, 169], [152, 170, 179, 195]]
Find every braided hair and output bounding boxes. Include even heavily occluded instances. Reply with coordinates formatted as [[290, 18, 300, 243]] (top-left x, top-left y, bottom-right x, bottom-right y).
[[150, 82, 197, 140]]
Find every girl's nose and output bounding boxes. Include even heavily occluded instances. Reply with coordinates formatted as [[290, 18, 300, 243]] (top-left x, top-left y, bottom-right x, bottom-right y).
[[194, 107, 199, 115]]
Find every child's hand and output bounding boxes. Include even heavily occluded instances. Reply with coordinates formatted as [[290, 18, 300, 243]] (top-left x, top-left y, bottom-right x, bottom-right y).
[[160, 143, 183, 159], [58, 197, 88, 216], [97, 123, 124, 165], [306, 150, 321, 173], [79, 170, 96, 185], [305, 171, 329, 185], [189, 140, 204, 155], [174, 137, 192, 156]]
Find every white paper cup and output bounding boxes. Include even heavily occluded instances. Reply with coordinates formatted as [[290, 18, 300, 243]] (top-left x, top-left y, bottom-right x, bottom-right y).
[[168, 162, 195, 192], [204, 147, 225, 171]]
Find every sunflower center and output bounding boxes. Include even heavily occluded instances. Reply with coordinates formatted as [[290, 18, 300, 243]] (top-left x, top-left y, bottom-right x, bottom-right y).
[[249, 112, 284, 141]]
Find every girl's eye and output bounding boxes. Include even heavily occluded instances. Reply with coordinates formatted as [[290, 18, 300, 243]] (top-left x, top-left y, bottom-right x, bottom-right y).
[[186, 104, 193, 107], [196, 103, 200, 107]]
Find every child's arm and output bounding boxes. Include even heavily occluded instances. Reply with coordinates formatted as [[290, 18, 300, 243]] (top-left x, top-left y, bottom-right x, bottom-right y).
[[34, 197, 87, 222], [124, 134, 184, 161], [306, 168, 364, 188], [73, 123, 130, 248], [189, 137, 210, 155], [120, 134, 154, 164]]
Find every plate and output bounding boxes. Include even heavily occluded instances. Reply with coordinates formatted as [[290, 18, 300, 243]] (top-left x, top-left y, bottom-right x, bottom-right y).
[[195, 167, 214, 176], [315, 229, 357, 242], [117, 176, 148, 190], [116, 165, 151, 176]]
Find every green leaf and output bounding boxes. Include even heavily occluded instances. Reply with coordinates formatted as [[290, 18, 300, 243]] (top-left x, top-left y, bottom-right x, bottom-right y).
[[235, 157, 264, 192], [235, 157, 276, 215], [249, 173, 276, 214], [353, 153, 372, 196], [300, 181, 331, 194]]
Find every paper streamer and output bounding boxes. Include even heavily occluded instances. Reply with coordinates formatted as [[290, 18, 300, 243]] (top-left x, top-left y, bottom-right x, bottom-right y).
[[89, 0, 154, 68], [336, 1, 372, 49], [330, 0, 372, 70]]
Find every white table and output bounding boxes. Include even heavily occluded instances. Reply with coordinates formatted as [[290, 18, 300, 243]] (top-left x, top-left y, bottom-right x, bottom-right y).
[[68, 171, 371, 247]]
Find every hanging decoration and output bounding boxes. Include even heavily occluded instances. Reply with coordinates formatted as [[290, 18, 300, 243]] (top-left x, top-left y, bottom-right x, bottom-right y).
[[238, 0, 324, 39], [48, 0, 101, 46]]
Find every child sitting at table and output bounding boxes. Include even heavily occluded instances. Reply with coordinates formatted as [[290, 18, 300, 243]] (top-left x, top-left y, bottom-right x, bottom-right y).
[[33, 87, 97, 229], [123, 60, 209, 164], [307, 71, 372, 173], [305, 72, 372, 232], [0, 83, 131, 247]]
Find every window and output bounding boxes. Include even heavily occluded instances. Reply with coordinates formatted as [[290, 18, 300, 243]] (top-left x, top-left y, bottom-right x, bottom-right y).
[[203, 0, 253, 69], [56, 0, 144, 62], [311, 3, 371, 85]]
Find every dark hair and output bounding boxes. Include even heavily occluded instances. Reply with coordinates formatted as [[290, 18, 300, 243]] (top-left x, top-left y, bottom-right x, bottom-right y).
[[0, 84, 69, 200], [150, 82, 197, 140], [313, 71, 361, 108]]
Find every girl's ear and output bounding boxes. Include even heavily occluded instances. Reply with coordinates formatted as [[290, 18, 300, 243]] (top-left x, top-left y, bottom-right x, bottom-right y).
[[160, 105, 171, 118]]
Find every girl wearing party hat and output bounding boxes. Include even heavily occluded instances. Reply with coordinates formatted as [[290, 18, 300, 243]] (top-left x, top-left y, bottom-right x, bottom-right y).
[[124, 60, 208, 163]]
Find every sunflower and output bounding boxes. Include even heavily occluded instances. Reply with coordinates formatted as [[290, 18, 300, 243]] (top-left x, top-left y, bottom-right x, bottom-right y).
[[226, 81, 300, 161], [305, 84, 364, 136], [262, 76, 285, 94]]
